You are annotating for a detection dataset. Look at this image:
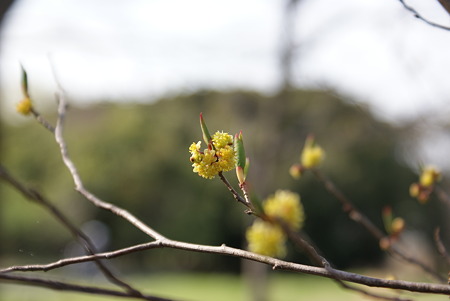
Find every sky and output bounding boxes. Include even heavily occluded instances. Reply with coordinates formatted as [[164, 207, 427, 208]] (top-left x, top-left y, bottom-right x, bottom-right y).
[[1, 0, 450, 126]]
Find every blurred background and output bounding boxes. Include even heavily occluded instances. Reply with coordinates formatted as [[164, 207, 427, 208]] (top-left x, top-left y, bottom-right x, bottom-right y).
[[0, 1, 449, 300]]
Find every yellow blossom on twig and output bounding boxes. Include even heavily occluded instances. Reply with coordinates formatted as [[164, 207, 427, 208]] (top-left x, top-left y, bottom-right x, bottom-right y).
[[301, 135, 325, 169], [289, 164, 302, 179], [263, 190, 304, 230], [409, 165, 442, 204], [419, 166, 441, 187], [16, 97, 33, 115], [246, 220, 286, 258], [189, 131, 236, 179]]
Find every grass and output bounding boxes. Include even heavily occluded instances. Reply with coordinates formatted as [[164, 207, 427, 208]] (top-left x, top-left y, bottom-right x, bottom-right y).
[[0, 272, 445, 301]]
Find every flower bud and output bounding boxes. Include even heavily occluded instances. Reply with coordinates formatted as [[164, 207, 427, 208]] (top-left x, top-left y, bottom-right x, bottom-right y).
[[419, 166, 441, 187], [234, 131, 247, 184], [409, 183, 420, 198], [21, 64, 30, 98], [289, 164, 302, 179], [236, 166, 246, 185], [391, 217, 405, 235], [301, 135, 325, 169], [16, 97, 32, 115], [199, 112, 212, 146]]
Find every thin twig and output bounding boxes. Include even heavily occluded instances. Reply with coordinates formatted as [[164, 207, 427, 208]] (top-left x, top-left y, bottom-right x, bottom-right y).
[[52, 90, 166, 241], [0, 242, 162, 273], [311, 169, 385, 239], [312, 169, 446, 283], [48, 57, 164, 241], [0, 164, 146, 298], [30, 108, 55, 133], [278, 220, 412, 301], [397, 0, 450, 31], [434, 228, 450, 266], [1, 238, 449, 296], [0, 273, 176, 301], [435, 186, 450, 207], [218, 172, 252, 209]]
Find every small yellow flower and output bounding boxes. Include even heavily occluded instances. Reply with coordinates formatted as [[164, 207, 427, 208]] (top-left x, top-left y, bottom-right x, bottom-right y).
[[300, 136, 325, 169], [189, 132, 236, 179], [16, 97, 32, 115], [301, 145, 324, 168], [409, 183, 420, 198], [246, 220, 286, 258], [189, 141, 203, 163], [215, 144, 235, 172], [289, 164, 302, 179], [391, 217, 405, 235], [419, 166, 441, 187], [263, 190, 304, 230], [212, 131, 233, 149]]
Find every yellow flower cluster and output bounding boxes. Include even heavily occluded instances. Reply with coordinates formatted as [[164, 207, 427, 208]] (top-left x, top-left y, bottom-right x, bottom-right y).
[[246, 220, 286, 258], [189, 131, 236, 179], [246, 190, 303, 258], [16, 97, 32, 115], [409, 166, 441, 204], [263, 190, 304, 230], [290, 136, 325, 180], [301, 142, 324, 169], [419, 166, 441, 187]]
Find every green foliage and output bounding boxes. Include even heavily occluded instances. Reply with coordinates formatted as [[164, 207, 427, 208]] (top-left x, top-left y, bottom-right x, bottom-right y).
[[1, 89, 434, 271]]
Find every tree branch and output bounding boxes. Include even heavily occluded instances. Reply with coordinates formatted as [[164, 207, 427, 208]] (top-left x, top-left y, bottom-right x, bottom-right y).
[[0, 164, 149, 298], [434, 228, 450, 266], [53, 90, 166, 241], [435, 186, 450, 207], [0, 273, 177, 301], [30, 107, 55, 133], [0, 241, 161, 273], [397, 0, 450, 31], [278, 220, 413, 301], [2, 237, 449, 296], [312, 169, 446, 283]]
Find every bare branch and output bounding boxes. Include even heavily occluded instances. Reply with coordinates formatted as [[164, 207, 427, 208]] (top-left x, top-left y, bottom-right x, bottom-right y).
[[277, 220, 413, 301], [2, 237, 450, 296], [397, 0, 450, 31], [218, 172, 257, 215], [434, 228, 450, 265], [0, 164, 149, 298], [53, 90, 166, 241], [30, 108, 55, 133], [0, 241, 162, 273], [0, 273, 177, 301], [312, 169, 446, 283], [218, 172, 248, 206], [2, 238, 449, 296], [435, 186, 450, 207]]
